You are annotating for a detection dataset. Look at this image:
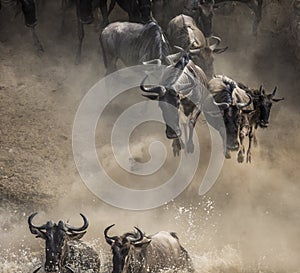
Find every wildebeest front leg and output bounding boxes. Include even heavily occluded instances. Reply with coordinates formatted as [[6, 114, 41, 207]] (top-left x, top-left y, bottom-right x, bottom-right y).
[[172, 138, 184, 157], [76, 2, 85, 64], [246, 127, 254, 163], [30, 26, 44, 55], [237, 130, 246, 163], [186, 108, 201, 154], [99, 0, 109, 27]]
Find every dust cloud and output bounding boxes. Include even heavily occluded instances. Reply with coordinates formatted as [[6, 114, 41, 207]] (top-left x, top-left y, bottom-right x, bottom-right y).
[[0, 1, 299, 272]]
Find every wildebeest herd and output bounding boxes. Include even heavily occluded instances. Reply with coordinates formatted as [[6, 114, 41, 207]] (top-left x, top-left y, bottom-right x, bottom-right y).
[[98, 0, 283, 161], [0, 0, 284, 161], [3, 1, 285, 271], [28, 213, 194, 273]]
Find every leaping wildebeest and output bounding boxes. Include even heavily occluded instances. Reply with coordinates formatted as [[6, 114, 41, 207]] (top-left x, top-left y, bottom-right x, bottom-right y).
[[236, 83, 284, 163], [167, 14, 228, 80], [100, 21, 170, 74], [208, 75, 253, 159], [140, 50, 208, 156], [104, 224, 194, 273], [28, 212, 100, 273]]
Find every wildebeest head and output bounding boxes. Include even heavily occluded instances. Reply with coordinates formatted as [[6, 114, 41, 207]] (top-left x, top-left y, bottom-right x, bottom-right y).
[[28, 213, 88, 273], [189, 36, 227, 80], [198, 0, 215, 37], [253, 85, 284, 128], [214, 88, 252, 151], [104, 225, 150, 273], [140, 57, 196, 139]]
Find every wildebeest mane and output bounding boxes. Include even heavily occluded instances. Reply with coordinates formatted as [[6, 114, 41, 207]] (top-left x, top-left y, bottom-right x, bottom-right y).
[[135, 22, 170, 63]]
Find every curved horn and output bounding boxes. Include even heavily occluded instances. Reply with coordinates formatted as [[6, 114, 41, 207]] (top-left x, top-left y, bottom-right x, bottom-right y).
[[272, 97, 284, 102], [104, 224, 119, 243], [174, 45, 184, 52], [213, 100, 230, 109], [28, 213, 47, 230], [208, 36, 221, 51], [258, 85, 263, 95], [140, 75, 166, 97], [65, 213, 89, 232], [189, 48, 201, 54], [236, 93, 253, 109], [127, 227, 144, 243], [271, 86, 277, 97]]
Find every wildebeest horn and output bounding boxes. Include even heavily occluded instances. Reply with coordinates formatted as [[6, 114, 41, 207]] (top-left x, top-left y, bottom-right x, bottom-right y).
[[65, 213, 89, 232], [104, 224, 119, 243], [213, 100, 230, 109], [127, 227, 144, 243], [258, 85, 263, 95], [142, 59, 162, 66], [167, 43, 194, 63], [272, 97, 284, 102], [33, 266, 41, 273], [208, 36, 221, 51], [28, 213, 47, 230], [271, 86, 277, 97], [236, 93, 253, 109], [189, 48, 201, 54], [140, 75, 166, 97]]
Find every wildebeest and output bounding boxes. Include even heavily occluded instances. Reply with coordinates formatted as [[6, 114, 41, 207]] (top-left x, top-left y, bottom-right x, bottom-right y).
[[28, 212, 100, 273], [214, 0, 263, 34], [104, 224, 194, 273], [152, 0, 215, 37], [236, 83, 284, 163], [140, 50, 208, 156], [100, 21, 170, 74], [208, 75, 253, 159], [167, 14, 228, 80], [0, 0, 44, 53], [107, 0, 153, 23]]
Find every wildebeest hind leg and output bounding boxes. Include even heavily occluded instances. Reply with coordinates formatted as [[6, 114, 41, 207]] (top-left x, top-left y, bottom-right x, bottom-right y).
[[246, 129, 254, 163], [76, 19, 84, 64], [99, 0, 109, 27], [30, 26, 44, 55], [186, 109, 201, 154]]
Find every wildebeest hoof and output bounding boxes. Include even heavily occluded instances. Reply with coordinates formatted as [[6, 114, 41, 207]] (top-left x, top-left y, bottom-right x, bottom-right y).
[[246, 154, 252, 163], [237, 152, 244, 163], [186, 141, 194, 153], [172, 139, 184, 157], [225, 150, 231, 159]]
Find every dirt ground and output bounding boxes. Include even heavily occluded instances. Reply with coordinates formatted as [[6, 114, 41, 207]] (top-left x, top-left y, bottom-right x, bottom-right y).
[[0, 1, 300, 272]]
